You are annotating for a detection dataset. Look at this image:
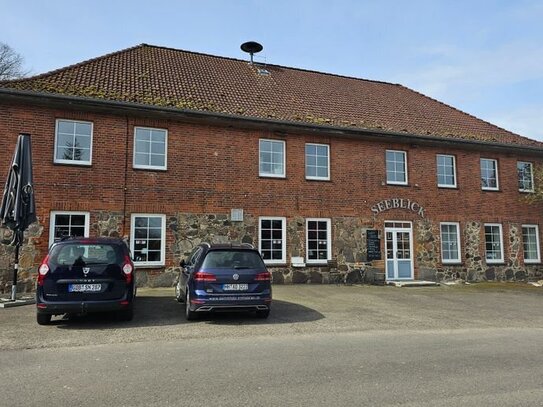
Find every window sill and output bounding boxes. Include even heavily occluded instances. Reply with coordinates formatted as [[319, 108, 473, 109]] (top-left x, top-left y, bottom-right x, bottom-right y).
[[481, 188, 500, 192], [442, 262, 462, 265], [134, 264, 165, 269], [485, 261, 505, 265], [259, 174, 286, 179], [519, 190, 535, 194], [133, 166, 168, 172], [305, 177, 331, 182], [53, 161, 92, 167], [385, 182, 409, 187], [438, 185, 458, 189], [524, 261, 541, 265]]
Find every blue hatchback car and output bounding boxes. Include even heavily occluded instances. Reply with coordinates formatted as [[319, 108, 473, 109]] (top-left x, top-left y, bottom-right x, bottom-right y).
[[175, 243, 272, 320]]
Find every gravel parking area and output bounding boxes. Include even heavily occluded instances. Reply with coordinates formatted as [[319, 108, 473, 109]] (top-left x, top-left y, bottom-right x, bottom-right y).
[[1, 282, 542, 351]]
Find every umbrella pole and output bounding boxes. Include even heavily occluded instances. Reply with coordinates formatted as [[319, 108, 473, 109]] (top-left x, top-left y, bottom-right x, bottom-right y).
[[10, 238, 20, 301]]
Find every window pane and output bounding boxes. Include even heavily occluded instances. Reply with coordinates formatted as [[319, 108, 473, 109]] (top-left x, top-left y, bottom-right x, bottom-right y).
[[135, 153, 149, 166], [136, 140, 150, 154], [151, 142, 165, 154], [75, 122, 92, 136], [151, 130, 166, 142], [58, 121, 75, 134], [150, 155, 165, 167]]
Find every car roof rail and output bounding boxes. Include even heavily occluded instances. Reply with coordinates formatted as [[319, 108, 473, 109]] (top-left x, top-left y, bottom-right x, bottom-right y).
[[241, 243, 255, 249], [201, 242, 211, 248]]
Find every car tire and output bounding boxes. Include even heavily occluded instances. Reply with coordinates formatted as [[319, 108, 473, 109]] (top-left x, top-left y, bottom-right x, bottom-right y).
[[175, 283, 184, 303], [37, 313, 51, 325], [185, 290, 198, 321], [256, 309, 270, 319], [118, 305, 134, 322]]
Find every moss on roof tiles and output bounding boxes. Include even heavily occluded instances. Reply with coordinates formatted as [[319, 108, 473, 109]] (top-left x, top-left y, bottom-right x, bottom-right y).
[[1, 43, 541, 148]]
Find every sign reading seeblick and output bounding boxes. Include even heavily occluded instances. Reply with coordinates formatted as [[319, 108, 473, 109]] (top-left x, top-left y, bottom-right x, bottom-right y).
[[371, 198, 425, 218]]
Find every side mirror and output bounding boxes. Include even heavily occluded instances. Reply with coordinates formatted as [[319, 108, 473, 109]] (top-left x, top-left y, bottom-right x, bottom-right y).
[[180, 259, 186, 268]]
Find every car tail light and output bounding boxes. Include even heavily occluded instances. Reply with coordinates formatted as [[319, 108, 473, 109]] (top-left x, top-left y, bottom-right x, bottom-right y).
[[194, 271, 217, 282], [37, 255, 50, 286], [122, 255, 134, 285], [255, 271, 271, 281]]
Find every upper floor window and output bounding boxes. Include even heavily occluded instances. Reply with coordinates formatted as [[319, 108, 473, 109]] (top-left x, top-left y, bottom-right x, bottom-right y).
[[517, 161, 534, 192], [306, 218, 331, 264], [436, 154, 457, 188], [522, 225, 540, 263], [49, 211, 89, 247], [440, 222, 461, 263], [480, 158, 499, 191], [386, 150, 407, 185], [133, 127, 167, 170], [484, 223, 504, 263], [130, 214, 166, 266], [259, 139, 285, 178], [54, 119, 92, 165], [305, 143, 330, 180], [259, 217, 287, 264]]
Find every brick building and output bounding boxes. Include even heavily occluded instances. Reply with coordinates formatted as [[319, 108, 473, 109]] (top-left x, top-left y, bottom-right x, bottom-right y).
[[1, 43, 542, 289]]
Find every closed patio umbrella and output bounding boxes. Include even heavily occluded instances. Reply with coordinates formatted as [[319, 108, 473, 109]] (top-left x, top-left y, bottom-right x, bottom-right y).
[[0, 133, 37, 301]]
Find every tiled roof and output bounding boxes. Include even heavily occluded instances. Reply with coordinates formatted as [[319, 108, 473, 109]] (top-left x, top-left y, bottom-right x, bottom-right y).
[[1, 43, 540, 147]]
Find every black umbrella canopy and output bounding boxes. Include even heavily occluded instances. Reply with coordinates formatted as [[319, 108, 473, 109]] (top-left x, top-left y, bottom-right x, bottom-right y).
[[0, 133, 37, 245]]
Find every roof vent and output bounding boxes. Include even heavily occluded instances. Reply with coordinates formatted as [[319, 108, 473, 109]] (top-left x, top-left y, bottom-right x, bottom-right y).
[[240, 41, 263, 64]]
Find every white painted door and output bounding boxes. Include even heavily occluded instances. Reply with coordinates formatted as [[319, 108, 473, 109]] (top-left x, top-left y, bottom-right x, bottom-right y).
[[385, 222, 414, 280]]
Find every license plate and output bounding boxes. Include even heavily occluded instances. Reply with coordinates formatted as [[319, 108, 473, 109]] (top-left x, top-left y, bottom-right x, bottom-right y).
[[68, 284, 102, 293], [223, 284, 248, 291]]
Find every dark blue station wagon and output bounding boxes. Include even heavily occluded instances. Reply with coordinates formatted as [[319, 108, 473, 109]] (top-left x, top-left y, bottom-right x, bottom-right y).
[[175, 243, 272, 320]]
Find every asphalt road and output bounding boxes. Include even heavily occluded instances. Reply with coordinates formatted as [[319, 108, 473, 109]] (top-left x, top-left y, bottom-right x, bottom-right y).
[[1, 284, 543, 406]]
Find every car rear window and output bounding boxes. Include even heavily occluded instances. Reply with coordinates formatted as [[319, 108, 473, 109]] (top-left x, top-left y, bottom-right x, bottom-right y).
[[49, 243, 124, 268], [201, 250, 265, 270]]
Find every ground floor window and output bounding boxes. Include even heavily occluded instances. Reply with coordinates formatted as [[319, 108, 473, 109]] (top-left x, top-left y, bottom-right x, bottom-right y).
[[440, 222, 461, 263], [130, 214, 166, 266], [522, 225, 540, 263], [259, 217, 286, 264], [306, 218, 331, 264], [484, 223, 504, 263], [49, 211, 89, 246]]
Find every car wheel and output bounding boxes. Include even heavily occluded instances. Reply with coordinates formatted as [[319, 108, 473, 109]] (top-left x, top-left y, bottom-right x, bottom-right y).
[[175, 283, 184, 303], [256, 309, 270, 319], [37, 313, 51, 325], [185, 290, 198, 321], [118, 305, 134, 322]]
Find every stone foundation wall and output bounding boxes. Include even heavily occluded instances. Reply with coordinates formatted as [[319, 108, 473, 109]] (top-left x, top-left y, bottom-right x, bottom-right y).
[[0, 221, 44, 294], [2, 211, 543, 291]]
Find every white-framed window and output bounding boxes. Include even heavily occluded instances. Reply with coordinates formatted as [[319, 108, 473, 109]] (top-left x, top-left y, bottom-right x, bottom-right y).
[[436, 154, 457, 188], [259, 217, 287, 264], [481, 158, 499, 191], [54, 119, 93, 165], [484, 223, 504, 263], [259, 139, 286, 178], [386, 150, 408, 185], [306, 218, 332, 264], [517, 161, 534, 192], [133, 127, 168, 170], [305, 143, 330, 180], [440, 222, 461, 263], [49, 211, 90, 247], [130, 214, 166, 266], [522, 224, 540, 263]]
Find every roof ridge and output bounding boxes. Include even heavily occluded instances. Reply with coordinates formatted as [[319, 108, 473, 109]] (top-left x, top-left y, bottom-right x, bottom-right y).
[[1, 43, 146, 84], [396, 83, 534, 142]]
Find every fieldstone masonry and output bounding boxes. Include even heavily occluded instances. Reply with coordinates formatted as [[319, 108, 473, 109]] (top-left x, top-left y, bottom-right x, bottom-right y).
[[1, 211, 542, 290]]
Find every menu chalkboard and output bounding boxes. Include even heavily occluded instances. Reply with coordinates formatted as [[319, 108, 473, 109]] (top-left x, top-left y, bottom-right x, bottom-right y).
[[366, 230, 381, 261]]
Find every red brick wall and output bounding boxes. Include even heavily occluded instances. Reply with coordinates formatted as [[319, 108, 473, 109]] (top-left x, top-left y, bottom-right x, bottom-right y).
[[2, 101, 543, 271]]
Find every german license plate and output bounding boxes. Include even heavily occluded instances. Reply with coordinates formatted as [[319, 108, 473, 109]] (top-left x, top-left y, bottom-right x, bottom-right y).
[[223, 284, 248, 291], [68, 284, 102, 292]]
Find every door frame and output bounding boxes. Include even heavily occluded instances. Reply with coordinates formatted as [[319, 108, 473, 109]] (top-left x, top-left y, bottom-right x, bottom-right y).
[[384, 220, 414, 281]]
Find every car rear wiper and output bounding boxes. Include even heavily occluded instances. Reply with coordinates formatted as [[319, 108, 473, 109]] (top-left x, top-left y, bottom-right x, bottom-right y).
[[233, 266, 250, 269]]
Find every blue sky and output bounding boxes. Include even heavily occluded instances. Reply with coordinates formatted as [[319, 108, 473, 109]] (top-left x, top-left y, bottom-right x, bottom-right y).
[[2, 0, 542, 140]]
